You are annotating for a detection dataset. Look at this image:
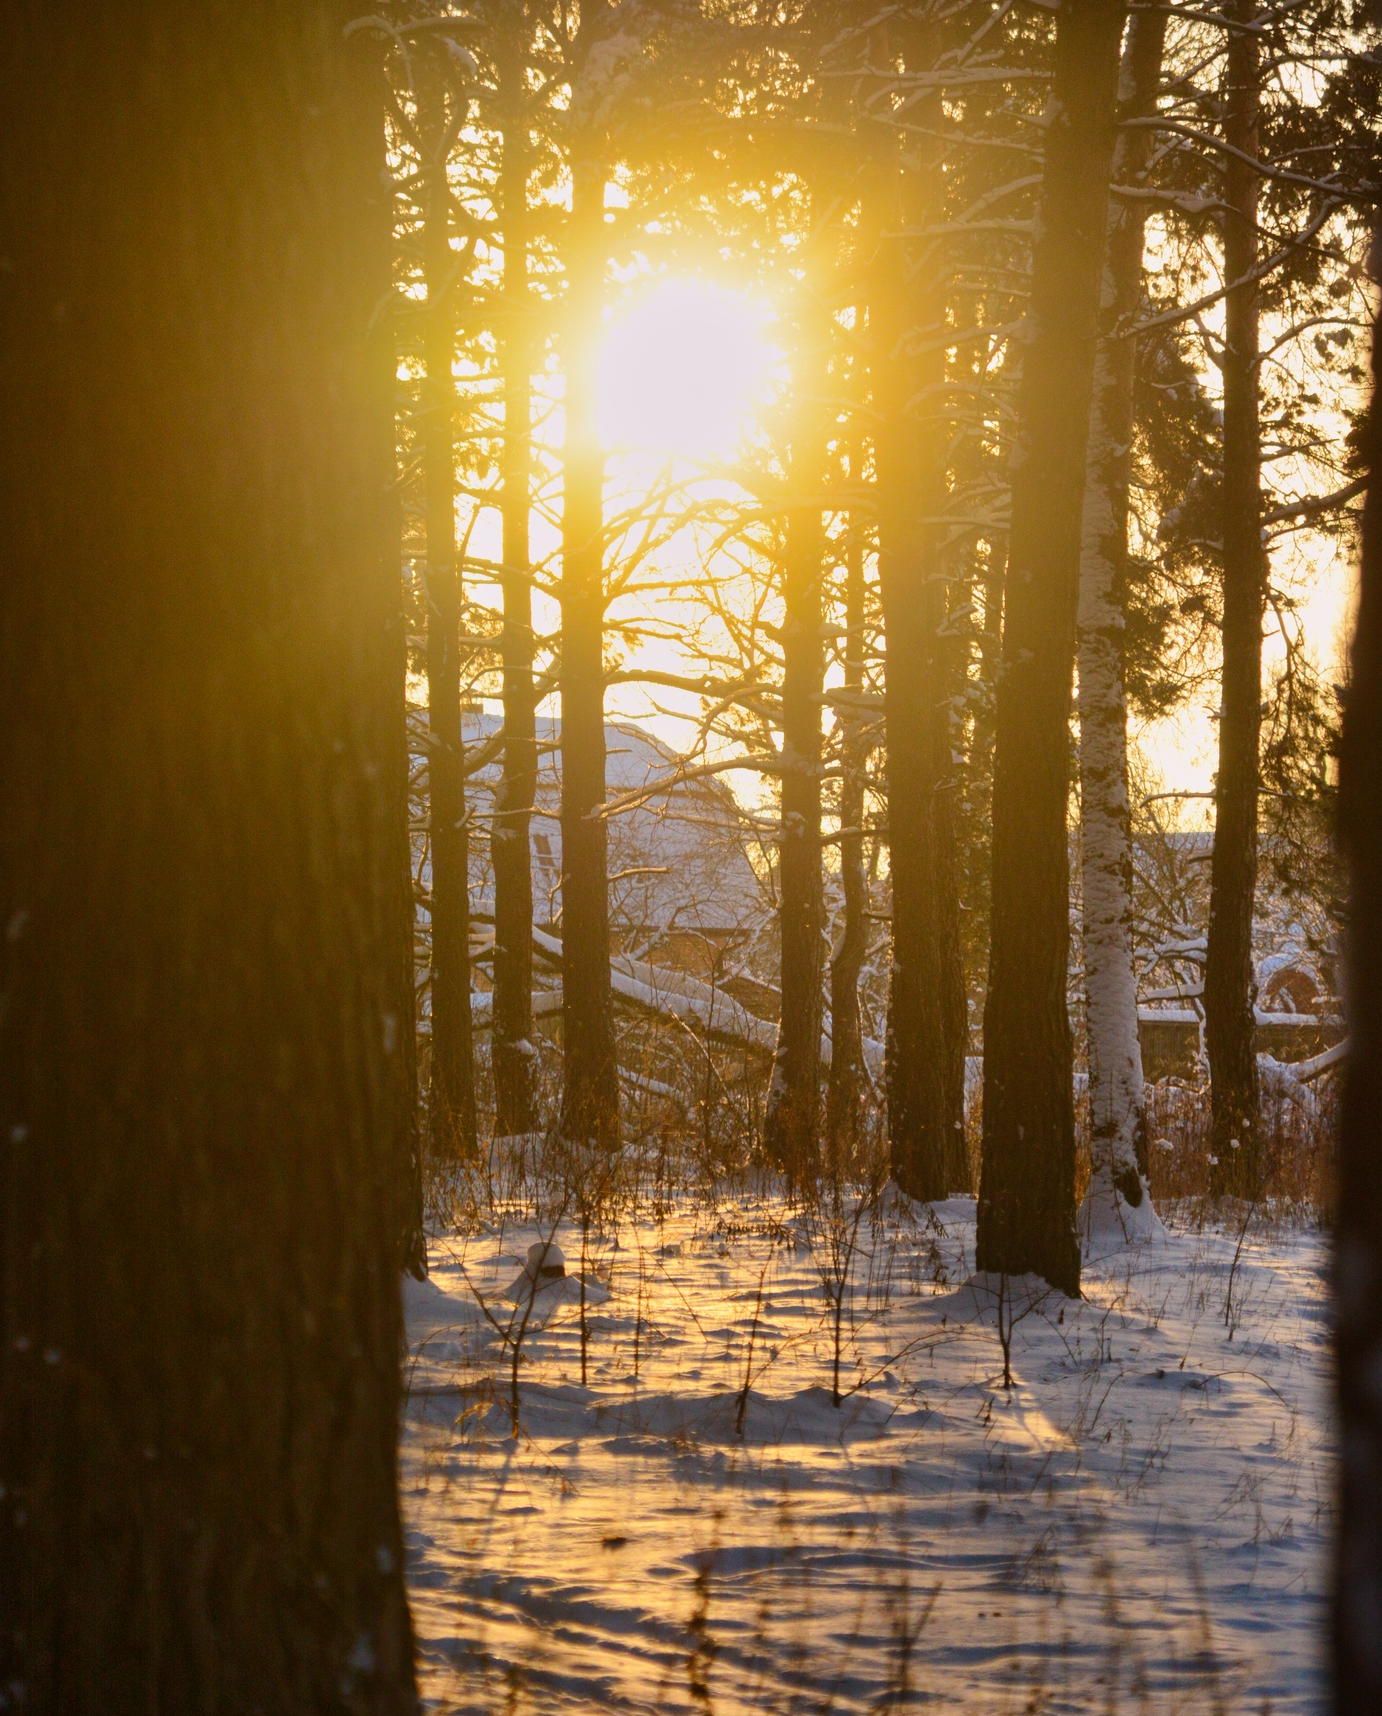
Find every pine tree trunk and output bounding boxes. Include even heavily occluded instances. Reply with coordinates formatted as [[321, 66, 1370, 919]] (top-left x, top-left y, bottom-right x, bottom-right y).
[[764, 310, 828, 1180], [0, 7, 418, 1707], [934, 614, 972, 1196], [492, 23, 538, 1140], [1205, 0, 1264, 1196], [559, 151, 619, 1149], [976, 0, 1127, 1297], [421, 74, 477, 1160], [1334, 172, 1382, 1716], [826, 506, 869, 1167], [873, 132, 964, 1202], [395, 533, 429, 1280], [1077, 5, 1167, 1239]]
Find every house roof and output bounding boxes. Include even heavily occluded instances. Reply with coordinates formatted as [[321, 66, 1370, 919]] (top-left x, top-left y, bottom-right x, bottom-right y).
[[415, 714, 766, 935]]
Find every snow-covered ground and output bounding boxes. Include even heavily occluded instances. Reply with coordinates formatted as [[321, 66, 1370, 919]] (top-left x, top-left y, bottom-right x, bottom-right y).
[[401, 1193, 1331, 1714]]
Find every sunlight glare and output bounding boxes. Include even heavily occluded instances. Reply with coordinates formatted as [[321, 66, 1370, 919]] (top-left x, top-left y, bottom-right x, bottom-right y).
[[598, 280, 775, 459]]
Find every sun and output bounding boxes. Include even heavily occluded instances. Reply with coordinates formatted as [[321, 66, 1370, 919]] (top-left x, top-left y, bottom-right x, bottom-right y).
[[598, 279, 776, 460]]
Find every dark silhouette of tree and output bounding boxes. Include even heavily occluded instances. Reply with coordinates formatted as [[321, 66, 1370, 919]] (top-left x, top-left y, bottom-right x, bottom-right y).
[[1334, 20, 1382, 1701], [559, 5, 620, 1150], [763, 288, 830, 1179], [417, 44, 479, 1160], [1335, 351, 1382, 1707], [491, 3, 540, 1140], [1205, 0, 1265, 1195], [977, 0, 1128, 1296], [867, 16, 967, 1203], [826, 488, 870, 1166], [0, 5, 418, 1708]]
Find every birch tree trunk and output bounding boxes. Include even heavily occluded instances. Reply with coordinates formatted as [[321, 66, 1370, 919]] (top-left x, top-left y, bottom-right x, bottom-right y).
[[1335, 164, 1382, 1716], [1205, 0, 1265, 1196], [559, 145, 619, 1149], [763, 306, 828, 1179], [492, 18, 539, 1139], [977, 0, 1127, 1297], [1077, 5, 1168, 1243], [826, 502, 869, 1167], [0, 6, 418, 1706], [421, 69, 478, 1159]]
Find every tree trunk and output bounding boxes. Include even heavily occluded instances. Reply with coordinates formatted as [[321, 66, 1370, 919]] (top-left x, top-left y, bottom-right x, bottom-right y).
[[1334, 168, 1382, 1716], [826, 502, 869, 1167], [1077, 4, 1167, 1240], [872, 118, 964, 1202], [934, 612, 972, 1196], [977, 0, 1127, 1297], [1205, 0, 1264, 1197], [559, 150, 619, 1149], [395, 528, 429, 1281], [492, 21, 539, 1140], [763, 306, 829, 1180], [970, 534, 1008, 1003], [0, 8, 417, 1708], [421, 74, 477, 1159]]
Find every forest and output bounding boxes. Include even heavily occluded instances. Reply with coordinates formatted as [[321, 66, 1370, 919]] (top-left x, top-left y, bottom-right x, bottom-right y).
[[5, 2, 1382, 1713]]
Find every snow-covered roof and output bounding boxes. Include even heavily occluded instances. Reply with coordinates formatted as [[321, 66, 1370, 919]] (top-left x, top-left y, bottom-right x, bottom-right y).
[[417, 715, 765, 935]]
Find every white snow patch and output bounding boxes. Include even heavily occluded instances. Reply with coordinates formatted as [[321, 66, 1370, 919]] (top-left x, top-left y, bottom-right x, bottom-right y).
[[1079, 1172, 1168, 1253], [402, 1194, 1330, 1712]]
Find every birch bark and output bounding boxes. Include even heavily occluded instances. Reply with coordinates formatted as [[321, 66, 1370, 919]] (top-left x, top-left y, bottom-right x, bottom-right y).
[[1077, 6, 1168, 1244], [1205, 0, 1265, 1195]]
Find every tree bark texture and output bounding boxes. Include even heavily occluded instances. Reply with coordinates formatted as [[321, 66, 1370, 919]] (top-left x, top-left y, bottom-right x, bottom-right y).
[[1334, 175, 1382, 1716], [977, 0, 1127, 1297], [492, 22, 539, 1139], [1077, 4, 1167, 1240], [559, 151, 619, 1149], [1205, 0, 1265, 1196], [395, 561, 429, 1281], [872, 113, 967, 1204], [421, 71, 478, 1160], [0, 8, 418, 1709], [935, 612, 972, 1197], [826, 505, 869, 1167], [763, 306, 829, 1179]]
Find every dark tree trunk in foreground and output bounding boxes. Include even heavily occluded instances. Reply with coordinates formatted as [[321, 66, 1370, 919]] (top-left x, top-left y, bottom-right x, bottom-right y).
[[1077, 4, 1167, 1232], [492, 19, 539, 1139], [0, 8, 417, 1709], [559, 148, 619, 1149], [421, 70, 478, 1160], [764, 308, 829, 1180], [977, 0, 1127, 1296], [826, 503, 869, 1166], [1335, 162, 1382, 1716], [1205, 0, 1264, 1196]]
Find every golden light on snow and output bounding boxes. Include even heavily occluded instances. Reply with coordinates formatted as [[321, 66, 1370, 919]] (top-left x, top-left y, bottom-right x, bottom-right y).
[[597, 279, 776, 459]]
